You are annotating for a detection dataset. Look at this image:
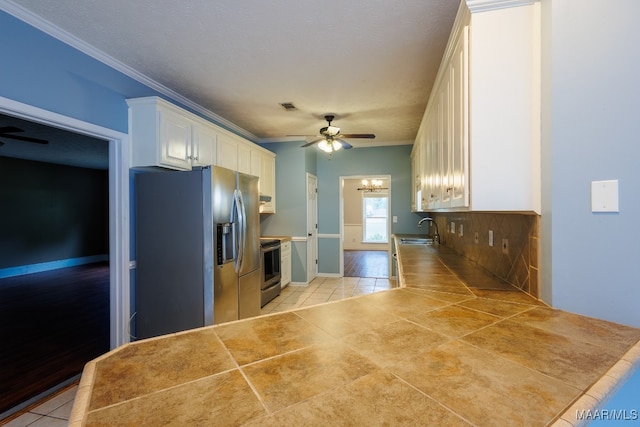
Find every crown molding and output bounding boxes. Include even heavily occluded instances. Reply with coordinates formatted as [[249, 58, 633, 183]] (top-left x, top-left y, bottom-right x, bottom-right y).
[[0, 0, 259, 142], [465, 0, 537, 13]]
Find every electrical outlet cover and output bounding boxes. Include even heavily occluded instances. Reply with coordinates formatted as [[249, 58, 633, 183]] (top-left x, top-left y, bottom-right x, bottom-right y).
[[502, 238, 509, 254], [591, 180, 619, 212]]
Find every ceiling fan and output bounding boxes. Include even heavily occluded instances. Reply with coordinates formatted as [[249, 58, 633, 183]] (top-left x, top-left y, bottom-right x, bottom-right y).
[[292, 115, 375, 152], [0, 126, 49, 145]]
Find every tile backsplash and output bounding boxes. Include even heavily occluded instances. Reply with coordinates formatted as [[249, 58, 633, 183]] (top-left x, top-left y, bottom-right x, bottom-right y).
[[429, 212, 540, 299]]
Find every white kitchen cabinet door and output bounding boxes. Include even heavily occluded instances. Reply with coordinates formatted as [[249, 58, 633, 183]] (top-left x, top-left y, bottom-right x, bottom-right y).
[[216, 134, 238, 171], [449, 26, 469, 208], [250, 149, 262, 179], [191, 123, 217, 167], [425, 108, 440, 210], [410, 141, 422, 212], [237, 142, 251, 175], [280, 241, 291, 286], [439, 70, 452, 208], [158, 109, 193, 170], [260, 153, 276, 213]]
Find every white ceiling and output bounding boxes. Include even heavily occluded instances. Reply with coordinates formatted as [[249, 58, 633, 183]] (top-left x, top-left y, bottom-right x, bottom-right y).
[[4, 0, 460, 151]]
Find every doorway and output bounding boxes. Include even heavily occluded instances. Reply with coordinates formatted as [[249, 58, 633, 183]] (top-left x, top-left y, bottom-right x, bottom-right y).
[[340, 175, 391, 278], [0, 96, 129, 417], [306, 173, 318, 283], [344, 250, 389, 278]]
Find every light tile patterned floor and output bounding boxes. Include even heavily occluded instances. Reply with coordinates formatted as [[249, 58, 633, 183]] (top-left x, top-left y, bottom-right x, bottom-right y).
[[3, 385, 77, 427], [260, 276, 397, 315]]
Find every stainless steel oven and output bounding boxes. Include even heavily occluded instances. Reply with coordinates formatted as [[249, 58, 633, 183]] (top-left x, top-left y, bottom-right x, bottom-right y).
[[260, 239, 281, 307]]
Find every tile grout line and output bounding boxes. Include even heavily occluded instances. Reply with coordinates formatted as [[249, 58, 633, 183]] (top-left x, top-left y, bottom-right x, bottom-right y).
[[553, 340, 640, 427], [389, 371, 478, 426]]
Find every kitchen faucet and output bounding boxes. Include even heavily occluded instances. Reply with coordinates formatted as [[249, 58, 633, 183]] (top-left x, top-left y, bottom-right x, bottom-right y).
[[417, 217, 440, 244]]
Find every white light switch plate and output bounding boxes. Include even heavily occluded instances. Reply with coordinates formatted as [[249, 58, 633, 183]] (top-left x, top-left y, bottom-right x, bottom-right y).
[[591, 180, 619, 212]]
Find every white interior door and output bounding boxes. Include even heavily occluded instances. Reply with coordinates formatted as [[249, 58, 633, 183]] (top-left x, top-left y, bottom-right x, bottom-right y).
[[306, 173, 318, 282]]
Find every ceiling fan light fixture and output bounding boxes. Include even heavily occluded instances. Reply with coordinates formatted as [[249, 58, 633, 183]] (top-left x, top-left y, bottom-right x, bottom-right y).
[[358, 179, 387, 192], [317, 139, 342, 153], [298, 115, 374, 151], [318, 140, 331, 152]]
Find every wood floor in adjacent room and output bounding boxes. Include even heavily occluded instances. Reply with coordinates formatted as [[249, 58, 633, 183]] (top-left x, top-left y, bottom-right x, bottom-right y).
[[0, 262, 110, 419], [344, 250, 389, 278]]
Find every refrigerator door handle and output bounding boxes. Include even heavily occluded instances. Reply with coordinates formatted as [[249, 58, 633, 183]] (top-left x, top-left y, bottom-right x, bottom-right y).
[[232, 189, 239, 272], [237, 189, 247, 273], [232, 189, 242, 273]]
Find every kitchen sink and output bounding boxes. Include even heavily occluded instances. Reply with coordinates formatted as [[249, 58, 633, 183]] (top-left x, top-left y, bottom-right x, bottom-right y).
[[399, 237, 434, 245]]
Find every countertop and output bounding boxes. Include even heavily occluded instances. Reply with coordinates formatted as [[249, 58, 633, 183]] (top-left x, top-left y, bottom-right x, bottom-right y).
[[70, 237, 640, 426]]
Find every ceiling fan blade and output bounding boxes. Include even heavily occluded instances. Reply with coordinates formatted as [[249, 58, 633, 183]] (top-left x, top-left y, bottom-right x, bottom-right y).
[[301, 137, 324, 148], [0, 126, 24, 133], [335, 138, 352, 149], [0, 133, 49, 144], [339, 133, 375, 139]]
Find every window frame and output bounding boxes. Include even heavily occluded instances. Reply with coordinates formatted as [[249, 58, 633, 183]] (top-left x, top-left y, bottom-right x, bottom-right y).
[[362, 190, 389, 244]]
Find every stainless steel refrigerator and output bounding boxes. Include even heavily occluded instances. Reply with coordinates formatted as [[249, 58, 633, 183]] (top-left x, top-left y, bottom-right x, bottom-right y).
[[135, 166, 261, 340]]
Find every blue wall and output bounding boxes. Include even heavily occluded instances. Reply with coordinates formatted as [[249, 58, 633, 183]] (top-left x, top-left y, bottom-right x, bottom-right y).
[[316, 145, 427, 274], [541, 0, 640, 327], [317, 145, 420, 235], [0, 157, 109, 273], [0, 11, 154, 132]]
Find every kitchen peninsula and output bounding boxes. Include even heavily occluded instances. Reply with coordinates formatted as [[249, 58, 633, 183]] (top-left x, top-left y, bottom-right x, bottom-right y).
[[70, 238, 640, 426]]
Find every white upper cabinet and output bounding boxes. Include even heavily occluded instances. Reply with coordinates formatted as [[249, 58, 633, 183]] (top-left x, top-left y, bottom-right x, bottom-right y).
[[412, 2, 540, 213], [128, 97, 218, 170], [128, 98, 193, 170], [414, 25, 467, 212], [128, 96, 277, 210]]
